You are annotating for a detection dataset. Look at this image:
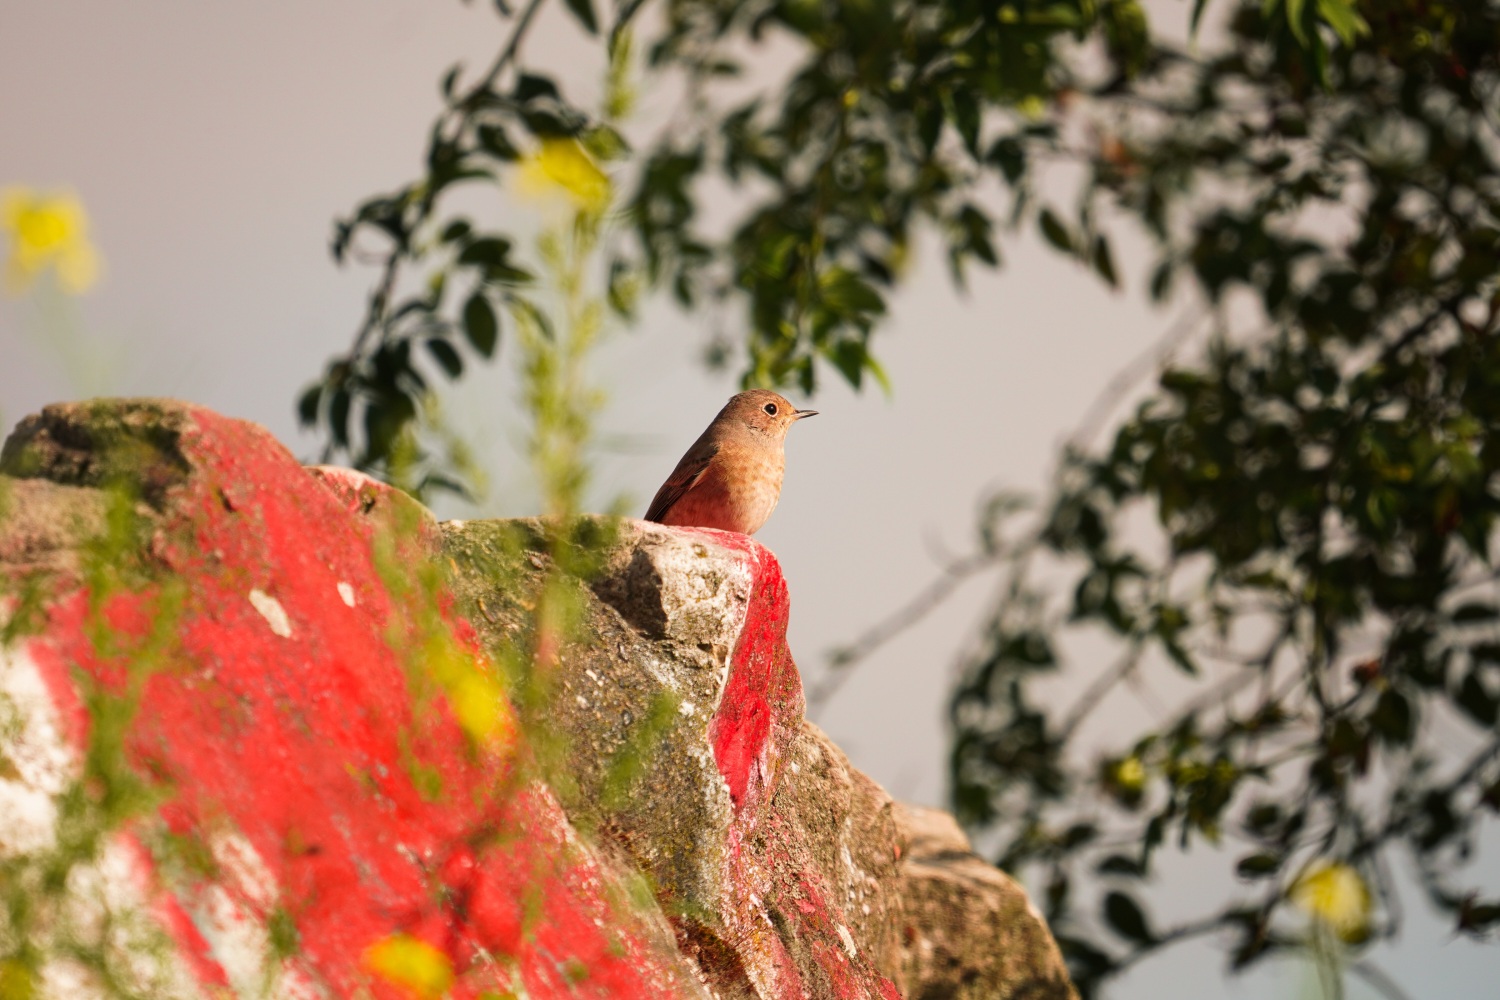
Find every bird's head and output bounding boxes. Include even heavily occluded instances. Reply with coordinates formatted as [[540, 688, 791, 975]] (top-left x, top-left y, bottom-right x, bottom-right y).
[[722, 389, 818, 441]]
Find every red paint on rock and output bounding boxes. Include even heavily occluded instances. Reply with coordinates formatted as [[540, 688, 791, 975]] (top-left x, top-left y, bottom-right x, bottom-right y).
[[20, 405, 694, 999], [683, 528, 902, 1000], [701, 533, 804, 820]]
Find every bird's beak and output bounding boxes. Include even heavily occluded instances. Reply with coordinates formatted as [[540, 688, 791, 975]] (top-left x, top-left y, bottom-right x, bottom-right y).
[[794, 409, 818, 420]]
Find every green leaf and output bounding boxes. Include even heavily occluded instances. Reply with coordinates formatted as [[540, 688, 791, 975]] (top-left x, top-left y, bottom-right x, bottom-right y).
[[426, 338, 463, 378], [463, 292, 499, 358], [1371, 688, 1414, 745], [1189, 0, 1211, 36], [418, 472, 470, 499], [607, 259, 639, 318], [1235, 853, 1282, 879], [514, 73, 560, 103], [829, 340, 868, 389], [947, 90, 982, 158], [563, 0, 599, 34], [329, 387, 352, 448], [1093, 235, 1119, 289], [582, 124, 631, 161], [510, 296, 555, 342], [1457, 672, 1498, 727], [1103, 891, 1155, 943], [1315, 0, 1369, 45], [477, 124, 520, 161], [1149, 260, 1174, 302], [986, 136, 1026, 185], [440, 219, 473, 244], [1039, 209, 1073, 254], [1285, 0, 1309, 46], [818, 269, 885, 317], [1097, 854, 1143, 877], [297, 384, 322, 427], [440, 63, 462, 99], [1161, 635, 1199, 676], [863, 351, 893, 397], [458, 237, 514, 268]]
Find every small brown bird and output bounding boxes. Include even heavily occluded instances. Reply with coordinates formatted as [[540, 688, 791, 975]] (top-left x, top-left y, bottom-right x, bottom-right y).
[[644, 389, 817, 535]]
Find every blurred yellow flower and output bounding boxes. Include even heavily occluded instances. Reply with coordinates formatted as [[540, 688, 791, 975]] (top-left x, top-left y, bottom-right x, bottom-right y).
[[1292, 861, 1371, 943], [363, 933, 454, 999], [518, 138, 611, 214], [2, 187, 101, 295], [1113, 755, 1146, 791]]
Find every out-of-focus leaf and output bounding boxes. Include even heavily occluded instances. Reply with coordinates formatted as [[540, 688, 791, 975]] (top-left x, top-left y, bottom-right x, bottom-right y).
[[477, 125, 520, 161], [463, 292, 499, 358], [1315, 0, 1369, 45], [563, 0, 598, 35], [1236, 853, 1282, 880], [297, 384, 322, 427], [329, 387, 352, 448], [1103, 891, 1155, 943], [1040, 209, 1073, 254], [426, 338, 463, 378], [458, 237, 514, 268], [1094, 235, 1119, 288]]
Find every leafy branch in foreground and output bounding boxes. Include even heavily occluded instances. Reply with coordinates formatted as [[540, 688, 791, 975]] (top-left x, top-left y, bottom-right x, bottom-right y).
[[301, 0, 1150, 494], [299, 0, 637, 496]]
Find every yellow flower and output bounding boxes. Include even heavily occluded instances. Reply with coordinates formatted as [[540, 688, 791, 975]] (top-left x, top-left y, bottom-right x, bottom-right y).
[[2, 187, 101, 295], [1113, 755, 1146, 792], [518, 138, 611, 214], [423, 637, 516, 751], [363, 933, 454, 999], [1292, 861, 1372, 943]]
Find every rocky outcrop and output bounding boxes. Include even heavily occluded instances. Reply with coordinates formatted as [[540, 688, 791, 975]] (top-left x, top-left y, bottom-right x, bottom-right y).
[[0, 399, 1075, 1000]]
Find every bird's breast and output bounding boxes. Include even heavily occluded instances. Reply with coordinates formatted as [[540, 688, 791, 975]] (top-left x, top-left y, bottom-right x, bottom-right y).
[[660, 442, 784, 535]]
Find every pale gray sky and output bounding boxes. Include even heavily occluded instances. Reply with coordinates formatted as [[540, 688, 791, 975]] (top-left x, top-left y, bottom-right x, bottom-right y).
[[1, 2, 1491, 997]]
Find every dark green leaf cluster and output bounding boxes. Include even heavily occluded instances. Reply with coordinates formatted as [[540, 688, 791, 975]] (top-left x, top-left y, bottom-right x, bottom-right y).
[[628, 0, 1109, 390], [301, 0, 629, 495], [951, 1, 1500, 992]]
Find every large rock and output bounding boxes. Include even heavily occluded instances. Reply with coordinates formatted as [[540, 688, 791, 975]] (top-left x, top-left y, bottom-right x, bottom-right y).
[[0, 399, 1075, 1000]]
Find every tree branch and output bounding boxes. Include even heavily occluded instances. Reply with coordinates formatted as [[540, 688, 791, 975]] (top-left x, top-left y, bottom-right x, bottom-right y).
[[474, 0, 549, 94], [806, 546, 1003, 718]]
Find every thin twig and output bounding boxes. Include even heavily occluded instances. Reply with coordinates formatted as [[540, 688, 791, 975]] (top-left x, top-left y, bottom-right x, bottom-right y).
[[325, 0, 549, 463], [1109, 914, 1227, 975], [352, 251, 403, 359], [1348, 961, 1415, 1000], [810, 308, 1211, 716], [1068, 306, 1206, 451], [1058, 639, 1146, 739], [474, 0, 549, 94], [805, 547, 1004, 718], [1350, 736, 1500, 861]]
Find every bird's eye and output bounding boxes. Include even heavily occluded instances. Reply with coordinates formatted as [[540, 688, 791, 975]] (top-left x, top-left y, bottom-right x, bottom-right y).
[[763, 402, 778, 416]]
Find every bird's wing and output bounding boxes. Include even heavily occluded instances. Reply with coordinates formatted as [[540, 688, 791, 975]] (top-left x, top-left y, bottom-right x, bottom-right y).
[[644, 440, 719, 522]]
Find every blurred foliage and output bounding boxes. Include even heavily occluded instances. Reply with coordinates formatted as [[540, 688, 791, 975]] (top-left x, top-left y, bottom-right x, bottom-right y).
[[302, 0, 1110, 492], [942, 1, 1500, 995], [305, 0, 1500, 994], [0, 481, 192, 998]]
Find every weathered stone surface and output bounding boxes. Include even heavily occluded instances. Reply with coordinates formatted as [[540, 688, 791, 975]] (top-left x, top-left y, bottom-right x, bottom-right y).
[[892, 807, 1074, 1000], [0, 399, 1076, 1000], [443, 518, 907, 999], [0, 400, 704, 1000]]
